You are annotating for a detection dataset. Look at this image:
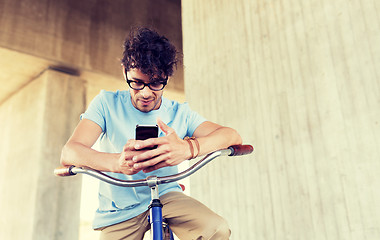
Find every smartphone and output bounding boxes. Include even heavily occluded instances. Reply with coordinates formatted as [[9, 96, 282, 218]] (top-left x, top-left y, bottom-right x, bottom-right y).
[[135, 125, 159, 150]]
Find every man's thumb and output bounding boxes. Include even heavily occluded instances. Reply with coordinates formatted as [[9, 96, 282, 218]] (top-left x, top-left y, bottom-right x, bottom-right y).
[[157, 117, 173, 135]]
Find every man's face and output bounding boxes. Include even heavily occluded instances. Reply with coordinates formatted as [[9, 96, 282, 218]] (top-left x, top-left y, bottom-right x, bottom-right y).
[[124, 68, 164, 112]]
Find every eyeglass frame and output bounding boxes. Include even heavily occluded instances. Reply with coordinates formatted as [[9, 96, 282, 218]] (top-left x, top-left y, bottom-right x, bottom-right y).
[[125, 71, 168, 91]]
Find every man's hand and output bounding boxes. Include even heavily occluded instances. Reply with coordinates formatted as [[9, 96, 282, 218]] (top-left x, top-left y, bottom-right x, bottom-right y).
[[118, 139, 146, 175], [131, 118, 191, 173]]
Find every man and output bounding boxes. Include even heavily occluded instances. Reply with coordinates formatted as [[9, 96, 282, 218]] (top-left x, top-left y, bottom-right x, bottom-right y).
[[61, 27, 242, 239]]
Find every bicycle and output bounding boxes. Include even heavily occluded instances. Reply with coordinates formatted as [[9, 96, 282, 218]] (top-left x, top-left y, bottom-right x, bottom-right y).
[[54, 144, 253, 240]]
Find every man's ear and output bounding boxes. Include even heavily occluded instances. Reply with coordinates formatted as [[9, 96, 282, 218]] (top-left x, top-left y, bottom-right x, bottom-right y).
[[122, 65, 127, 80]]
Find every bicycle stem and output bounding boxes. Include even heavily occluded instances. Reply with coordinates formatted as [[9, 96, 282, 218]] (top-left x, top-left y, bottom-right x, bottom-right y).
[[147, 176, 160, 199]]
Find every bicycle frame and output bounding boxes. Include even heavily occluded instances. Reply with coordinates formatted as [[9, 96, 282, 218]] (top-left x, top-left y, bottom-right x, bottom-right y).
[[55, 145, 253, 240], [149, 184, 164, 239]]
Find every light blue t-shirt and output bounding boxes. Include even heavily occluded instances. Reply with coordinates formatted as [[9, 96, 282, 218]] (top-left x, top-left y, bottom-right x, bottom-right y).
[[81, 90, 206, 229]]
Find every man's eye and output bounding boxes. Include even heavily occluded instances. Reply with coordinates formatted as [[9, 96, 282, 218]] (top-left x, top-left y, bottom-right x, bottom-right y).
[[132, 81, 144, 86], [150, 82, 162, 87]]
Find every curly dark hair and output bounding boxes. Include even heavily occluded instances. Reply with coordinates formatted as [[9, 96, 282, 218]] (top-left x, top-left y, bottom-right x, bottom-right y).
[[121, 27, 178, 80]]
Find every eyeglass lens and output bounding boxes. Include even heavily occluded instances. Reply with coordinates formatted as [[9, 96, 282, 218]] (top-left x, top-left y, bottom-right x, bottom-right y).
[[129, 80, 165, 91]]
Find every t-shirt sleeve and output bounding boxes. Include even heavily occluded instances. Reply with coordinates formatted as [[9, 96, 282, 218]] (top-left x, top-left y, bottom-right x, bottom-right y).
[[185, 104, 207, 137], [80, 91, 106, 132]]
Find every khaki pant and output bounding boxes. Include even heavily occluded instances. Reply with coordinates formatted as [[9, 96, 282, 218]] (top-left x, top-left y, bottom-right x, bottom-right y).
[[98, 192, 230, 240]]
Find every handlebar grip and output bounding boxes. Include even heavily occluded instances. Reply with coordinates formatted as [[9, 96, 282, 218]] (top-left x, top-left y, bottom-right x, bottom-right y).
[[54, 166, 76, 177], [228, 145, 254, 156]]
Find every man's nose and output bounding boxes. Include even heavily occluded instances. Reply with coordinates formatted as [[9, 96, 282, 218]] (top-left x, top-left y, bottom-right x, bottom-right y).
[[140, 86, 153, 98]]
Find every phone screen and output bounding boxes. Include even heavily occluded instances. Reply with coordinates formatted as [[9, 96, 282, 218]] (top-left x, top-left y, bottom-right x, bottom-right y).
[[135, 125, 158, 149]]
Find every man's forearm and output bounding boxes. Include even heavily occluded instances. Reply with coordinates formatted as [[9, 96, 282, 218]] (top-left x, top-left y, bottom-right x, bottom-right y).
[[196, 127, 242, 157], [60, 141, 120, 172]]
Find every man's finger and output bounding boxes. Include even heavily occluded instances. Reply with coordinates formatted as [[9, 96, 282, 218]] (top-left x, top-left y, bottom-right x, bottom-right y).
[[134, 137, 169, 150], [143, 161, 168, 173], [132, 148, 160, 163], [134, 153, 168, 169], [157, 117, 174, 135], [126, 160, 134, 167], [125, 139, 138, 151]]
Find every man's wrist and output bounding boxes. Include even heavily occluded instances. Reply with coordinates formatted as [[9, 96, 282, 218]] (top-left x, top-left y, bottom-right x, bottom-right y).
[[184, 137, 200, 159], [111, 153, 122, 173]]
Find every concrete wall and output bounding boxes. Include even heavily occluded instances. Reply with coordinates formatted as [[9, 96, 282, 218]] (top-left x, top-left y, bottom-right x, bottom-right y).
[[0, 0, 183, 90], [0, 1, 183, 239], [0, 70, 85, 239], [182, 0, 380, 239], [0, 0, 183, 105]]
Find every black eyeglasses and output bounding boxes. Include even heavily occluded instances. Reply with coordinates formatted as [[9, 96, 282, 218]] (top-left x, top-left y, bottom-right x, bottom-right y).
[[126, 74, 168, 91]]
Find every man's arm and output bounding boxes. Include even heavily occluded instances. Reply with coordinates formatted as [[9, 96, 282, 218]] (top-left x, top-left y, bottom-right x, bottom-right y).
[[60, 119, 141, 175], [192, 121, 243, 156], [131, 119, 242, 172]]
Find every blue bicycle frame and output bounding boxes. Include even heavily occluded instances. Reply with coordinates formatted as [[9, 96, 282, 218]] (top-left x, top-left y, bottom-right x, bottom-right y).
[[149, 183, 165, 239], [54, 145, 253, 240]]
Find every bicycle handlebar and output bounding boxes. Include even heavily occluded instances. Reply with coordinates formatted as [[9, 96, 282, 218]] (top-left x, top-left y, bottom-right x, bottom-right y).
[[228, 144, 254, 156], [54, 165, 76, 177], [54, 144, 253, 187]]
